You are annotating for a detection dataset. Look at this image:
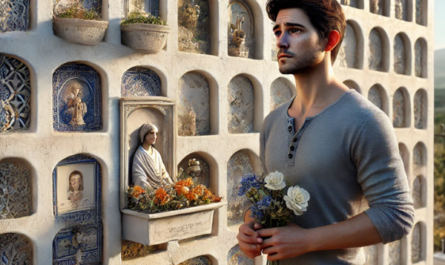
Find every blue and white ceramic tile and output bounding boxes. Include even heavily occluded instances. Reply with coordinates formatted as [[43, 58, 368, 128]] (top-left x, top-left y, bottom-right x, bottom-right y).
[[0, 0, 30, 32], [0, 54, 31, 133], [53, 0, 102, 16], [121, 67, 162, 97], [53, 64, 102, 132], [0, 233, 32, 264], [227, 245, 254, 265], [53, 223, 103, 265]]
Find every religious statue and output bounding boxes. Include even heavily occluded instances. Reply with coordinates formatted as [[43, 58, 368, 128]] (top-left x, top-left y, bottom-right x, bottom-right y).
[[395, 0, 404, 19], [66, 82, 87, 126], [132, 123, 173, 189], [370, 0, 380, 14], [228, 16, 249, 58]]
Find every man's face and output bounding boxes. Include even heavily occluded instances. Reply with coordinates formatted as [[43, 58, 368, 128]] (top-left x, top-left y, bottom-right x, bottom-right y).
[[273, 8, 327, 74]]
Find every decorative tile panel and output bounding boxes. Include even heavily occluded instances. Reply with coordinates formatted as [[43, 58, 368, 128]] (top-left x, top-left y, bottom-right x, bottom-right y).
[[178, 72, 210, 136], [338, 23, 357, 69], [178, 155, 210, 187], [0, 233, 32, 264], [394, 35, 406, 75], [227, 245, 254, 265], [388, 240, 402, 265], [227, 151, 253, 226], [0, 160, 31, 219], [178, 0, 210, 54], [228, 0, 254, 58], [270, 78, 293, 111], [0, 54, 31, 133], [368, 85, 383, 110], [121, 67, 162, 97], [179, 256, 212, 265], [0, 0, 30, 32], [228, 76, 254, 134], [53, 0, 102, 16], [369, 29, 383, 71], [393, 89, 405, 128], [52, 63, 102, 132]]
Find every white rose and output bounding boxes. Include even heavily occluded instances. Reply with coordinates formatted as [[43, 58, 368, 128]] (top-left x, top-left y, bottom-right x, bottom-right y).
[[264, 171, 286, 190], [284, 186, 310, 216]]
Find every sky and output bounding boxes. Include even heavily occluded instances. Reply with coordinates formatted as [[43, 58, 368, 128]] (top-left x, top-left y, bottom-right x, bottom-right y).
[[436, 1, 445, 50]]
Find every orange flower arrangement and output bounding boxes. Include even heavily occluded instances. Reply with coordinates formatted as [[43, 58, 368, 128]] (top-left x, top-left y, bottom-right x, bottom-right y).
[[131, 186, 146, 197], [154, 187, 171, 205]]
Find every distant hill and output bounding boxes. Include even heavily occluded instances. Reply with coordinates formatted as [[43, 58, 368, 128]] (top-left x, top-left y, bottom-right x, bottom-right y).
[[436, 48, 445, 89]]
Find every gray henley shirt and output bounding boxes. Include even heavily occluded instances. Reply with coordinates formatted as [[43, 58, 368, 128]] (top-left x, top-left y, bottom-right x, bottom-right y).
[[260, 89, 414, 264]]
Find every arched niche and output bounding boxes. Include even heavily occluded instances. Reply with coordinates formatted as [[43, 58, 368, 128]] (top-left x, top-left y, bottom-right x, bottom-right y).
[[178, 0, 214, 55], [395, 0, 412, 22], [414, 89, 427, 129], [179, 255, 214, 265], [368, 28, 389, 72], [413, 175, 426, 209], [413, 142, 426, 173], [394, 33, 411, 75], [0, 0, 30, 32], [0, 54, 31, 133], [228, 75, 255, 134], [388, 240, 402, 265], [415, 38, 427, 78], [228, 0, 256, 59], [343, 80, 361, 94], [121, 240, 158, 260], [227, 150, 262, 226], [0, 233, 32, 263], [337, 21, 363, 69], [411, 222, 425, 263], [270, 78, 294, 111], [393, 88, 411, 128], [122, 0, 159, 18], [270, 21, 278, 61], [398, 143, 410, 179], [227, 245, 254, 265], [340, 0, 364, 9], [121, 67, 162, 97], [177, 152, 218, 192], [370, 0, 389, 16], [416, 0, 427, 26], [368, 84, 389, 115], [54, 0, 103, 17], [53, 63, 102, 132], [178, 71, 215, 136], [0, 158, 34, 219]]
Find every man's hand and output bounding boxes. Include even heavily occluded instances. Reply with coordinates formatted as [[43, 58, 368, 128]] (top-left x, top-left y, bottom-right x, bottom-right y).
[[258, 223, 310, 261], [236, 221, 264, 258]]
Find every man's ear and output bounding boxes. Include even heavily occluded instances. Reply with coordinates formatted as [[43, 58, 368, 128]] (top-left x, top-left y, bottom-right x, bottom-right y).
[[325, 30, 341, 52]]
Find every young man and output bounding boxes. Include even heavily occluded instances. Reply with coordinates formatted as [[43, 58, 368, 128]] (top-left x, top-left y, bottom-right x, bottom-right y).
[[236, 0, 414, 264]]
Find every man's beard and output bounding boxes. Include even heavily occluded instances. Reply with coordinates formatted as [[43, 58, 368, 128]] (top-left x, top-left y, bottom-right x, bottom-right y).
[[277, 48, 324, 75]]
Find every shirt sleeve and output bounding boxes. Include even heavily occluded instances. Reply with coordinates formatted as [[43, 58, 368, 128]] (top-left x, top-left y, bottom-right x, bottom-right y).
[[352, 110, 414, 244]]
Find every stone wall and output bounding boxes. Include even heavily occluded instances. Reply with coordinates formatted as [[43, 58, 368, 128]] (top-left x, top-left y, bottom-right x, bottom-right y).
[[0, 0, 433, 264]]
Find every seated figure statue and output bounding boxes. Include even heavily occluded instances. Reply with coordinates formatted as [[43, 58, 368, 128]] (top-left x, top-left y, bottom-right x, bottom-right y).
[[132, 123, 173, 189]]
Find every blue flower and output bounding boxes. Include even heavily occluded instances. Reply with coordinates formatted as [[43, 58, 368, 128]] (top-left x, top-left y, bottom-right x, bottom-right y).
[[250, 204, 264, 220], [257, 196, 272, 210], [238, 175, 260, 196]]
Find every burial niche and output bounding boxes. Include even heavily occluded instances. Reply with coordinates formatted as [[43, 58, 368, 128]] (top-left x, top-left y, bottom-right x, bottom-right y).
[[178, 72, 211, 136], [343, 80, 361, 94], [411, 223, 423, 263], [368, 84, 384, 111], [0, 0, 30, 32], [370, 0, 388, 16], [0, 160, 32, 219], [0, 234, 32, 264], [121, 240, 158, 260], [414, 89, 427, 129], [413, 142, 426, 173], [228, 245, 254, 265], [393, 88, 410, 128], [270, 78, 294, 111], [178, 0, 211, 55], [228, 75, 254, 134], [54, 0, 102, 16], [53, 63, 102, 132], [413, 175, 425, 208], [228, 0, 254, 58], [340, 0, 364, 9], [416, 0, 427, 25], [271, 21, 278, 61], [395, 0, 409, 21], [394, 34, 409, 75], [415, 39, 427, 78], [178, 153, 211, 187], [179, 256, 212, 265], [368, 28, 386, 72], [398, 143, 409, 178], [0, 54, 31, 133], [227, 151, 255, 226], [337, 22, 358, 69], [388, 240, 402, 265], [121, 67, 162, 97]]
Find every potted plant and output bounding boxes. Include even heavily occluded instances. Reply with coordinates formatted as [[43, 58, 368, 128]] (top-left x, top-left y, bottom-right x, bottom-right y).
[[53, 4, 108, 46], [121, 11, 171, 54]]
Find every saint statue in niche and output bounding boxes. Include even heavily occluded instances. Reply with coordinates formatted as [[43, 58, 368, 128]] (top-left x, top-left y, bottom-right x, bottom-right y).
[[132, 123, 173, 189], [58, 170, 94, 213], [229, 16, 249, 58], [66, 82, 87, 126]]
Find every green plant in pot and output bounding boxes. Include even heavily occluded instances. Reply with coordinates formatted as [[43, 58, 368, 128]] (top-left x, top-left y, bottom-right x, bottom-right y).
[[53, 3, 109, 46], [121, 11, 171, 54]]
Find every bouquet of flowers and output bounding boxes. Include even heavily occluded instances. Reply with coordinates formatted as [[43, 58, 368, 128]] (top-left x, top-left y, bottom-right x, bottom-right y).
[[239, 171, 310, 264], [127, 178, 221, 213]]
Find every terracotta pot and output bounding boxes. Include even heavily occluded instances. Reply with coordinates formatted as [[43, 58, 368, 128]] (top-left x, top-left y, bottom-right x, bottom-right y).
[[121, 23, 171, 54], [53, 18, 108, 46]]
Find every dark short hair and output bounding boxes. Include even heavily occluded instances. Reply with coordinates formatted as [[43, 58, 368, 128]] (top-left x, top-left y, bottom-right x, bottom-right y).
[[266, 0, 346, 63], [69, 170, 84, 191]]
